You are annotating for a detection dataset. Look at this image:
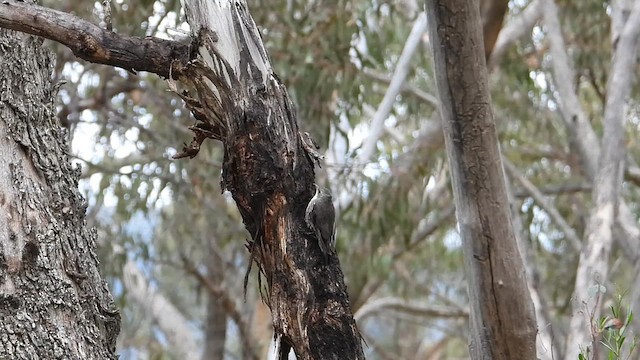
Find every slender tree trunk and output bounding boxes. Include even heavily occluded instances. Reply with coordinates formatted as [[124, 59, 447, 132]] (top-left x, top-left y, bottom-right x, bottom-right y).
[[0, 29, 119, 358], [204, 248, 226, 360], [122, 261, 199, 359], [426, 1, 537, 359]]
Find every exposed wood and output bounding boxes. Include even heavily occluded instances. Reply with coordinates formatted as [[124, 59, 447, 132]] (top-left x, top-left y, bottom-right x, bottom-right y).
[[175, 1, 364, 358], [0, 0, 190, 78], [426, 1, 537, 359], [0, 0, 365, 357]]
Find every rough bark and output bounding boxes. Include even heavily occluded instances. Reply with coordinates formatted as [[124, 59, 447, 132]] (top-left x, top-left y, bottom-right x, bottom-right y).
[[426, 1, 537, 359], [0, 29, 119, 358], [0, 0, 364, 357]]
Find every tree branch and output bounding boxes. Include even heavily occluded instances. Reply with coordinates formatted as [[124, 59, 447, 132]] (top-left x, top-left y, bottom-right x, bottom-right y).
[[123, 261, 200, 360], [357, 13, 427, 163], [488, 0, 543, 68], [354, 297, 468, 323], [181, 256, 260, 360], [504, 159, 582, 251], [0, 0, 190, 78]]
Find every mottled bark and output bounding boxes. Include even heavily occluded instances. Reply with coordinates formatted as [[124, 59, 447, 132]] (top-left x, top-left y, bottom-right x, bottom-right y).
[[0, 29, 119, 359], [426, 1, 537, 359]]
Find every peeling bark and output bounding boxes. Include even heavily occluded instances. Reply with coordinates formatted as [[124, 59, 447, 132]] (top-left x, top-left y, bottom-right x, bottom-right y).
[[173, 1, 364, 358], [0, 29, 119, 359]]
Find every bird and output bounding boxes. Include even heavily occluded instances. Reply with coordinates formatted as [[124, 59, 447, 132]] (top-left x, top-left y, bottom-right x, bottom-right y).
[[305, 184, 336, 261]]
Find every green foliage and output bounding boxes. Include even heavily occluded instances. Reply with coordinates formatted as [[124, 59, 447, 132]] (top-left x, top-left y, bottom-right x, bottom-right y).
[[578, 290, 639, 360]]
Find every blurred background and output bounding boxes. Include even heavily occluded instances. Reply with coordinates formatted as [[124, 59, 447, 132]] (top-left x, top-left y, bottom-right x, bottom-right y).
[[43, 0, 640, 358]]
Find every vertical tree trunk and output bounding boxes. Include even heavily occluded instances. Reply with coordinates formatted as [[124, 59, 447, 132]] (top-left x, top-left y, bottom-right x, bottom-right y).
[[0, 29, 119, 359], [564, 2, 640, 358], [426, 2, 537, 359], [204, 249, 226, 360]]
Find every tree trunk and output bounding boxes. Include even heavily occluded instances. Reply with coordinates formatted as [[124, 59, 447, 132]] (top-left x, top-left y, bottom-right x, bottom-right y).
[[425, 1, 537, 359], [177, 1, 364, 359], [204, 248, 226, 360], [122, 261, 199, 359], [564, 1, 640, 358], [0, 29, 119, 359]]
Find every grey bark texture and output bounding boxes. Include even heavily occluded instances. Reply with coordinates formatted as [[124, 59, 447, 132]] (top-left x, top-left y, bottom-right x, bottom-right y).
[[426, 1, 537, 359], [0, 29, 120, 359]]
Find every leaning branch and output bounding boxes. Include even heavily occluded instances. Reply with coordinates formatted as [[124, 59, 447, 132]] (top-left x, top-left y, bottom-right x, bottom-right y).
[[0, 0, 190, 78]]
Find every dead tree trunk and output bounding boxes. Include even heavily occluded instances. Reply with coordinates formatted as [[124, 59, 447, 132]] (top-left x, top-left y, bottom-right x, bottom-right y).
[[171, 3, 363, 359], [0, 0, 364, 357], [426, 1, 537, 359], [0, 29, 120, 359], [173, 1, 365, 359]]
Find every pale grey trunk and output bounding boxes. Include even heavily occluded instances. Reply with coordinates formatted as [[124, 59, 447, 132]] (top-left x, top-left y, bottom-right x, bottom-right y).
[[0, 29, 119, 359], [564, 2, 640, 358], [122, 261, 199, 359]]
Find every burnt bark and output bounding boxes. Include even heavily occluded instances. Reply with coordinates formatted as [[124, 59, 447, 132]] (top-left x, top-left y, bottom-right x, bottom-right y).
[[426, 1, 537, 359], [0, 29, 119, 358], [0, 0, 364, 357], [216, 67, 362, 360], [173, 1, 364, 357]]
